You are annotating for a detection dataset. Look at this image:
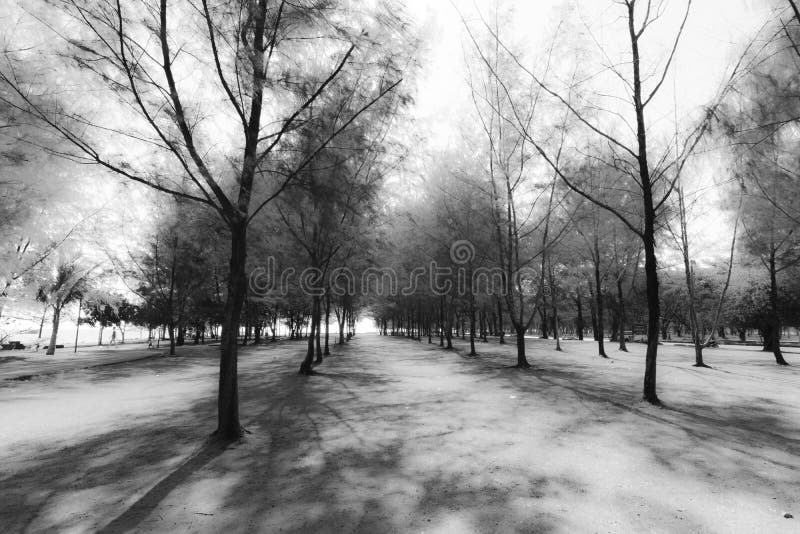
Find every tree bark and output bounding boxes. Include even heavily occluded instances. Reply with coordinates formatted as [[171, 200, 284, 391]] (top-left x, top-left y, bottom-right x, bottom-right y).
[[301, 297, 319, 374], [594, 237, 607, 358], [497, 298, 505, 344], [617, 278, 628, 352], [314, 296, 323, 364], [514, 324, 531, 368], [628, 2, 661, 404], [769, 249, 789, 365], [45, 303, 62, 355], [217, 220, 246, 439], [324, 293, 331, 356]]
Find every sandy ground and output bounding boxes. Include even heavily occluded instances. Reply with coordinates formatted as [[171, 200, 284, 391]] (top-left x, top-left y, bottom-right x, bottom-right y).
[[0, 334, 798, 533]]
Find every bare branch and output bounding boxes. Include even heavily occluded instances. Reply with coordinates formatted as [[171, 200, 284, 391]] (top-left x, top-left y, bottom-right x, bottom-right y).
[[201, 0, 247, 128], [642, 0, 692, 108]]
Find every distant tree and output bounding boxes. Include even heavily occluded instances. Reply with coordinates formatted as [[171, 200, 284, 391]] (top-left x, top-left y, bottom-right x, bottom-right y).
[[1, 0, 412, 439], [37, 260, 91, 355], [81, 295, 119, 346]]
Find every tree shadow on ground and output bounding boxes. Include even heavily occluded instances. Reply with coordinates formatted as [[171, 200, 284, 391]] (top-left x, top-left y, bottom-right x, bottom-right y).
[[410, 336, 800, 504], [5, 335, 797, 533], [96, 437, 230, 533]]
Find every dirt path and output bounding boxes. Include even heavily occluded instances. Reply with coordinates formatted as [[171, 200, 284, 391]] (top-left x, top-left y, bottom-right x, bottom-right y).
[[1, 334, 798, 533]]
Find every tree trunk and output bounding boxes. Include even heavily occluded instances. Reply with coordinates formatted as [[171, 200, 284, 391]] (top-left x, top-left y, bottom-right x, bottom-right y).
[[217, 220, 246, 440], [575, 296, 584, 340], [324, 293, 331, 356], [439, 297, 445, 346], [301, 298, 318, 374], [38, 304, 47, 339], [338, 306, 346, 345], [539, 308, 549, 339], [314, 296, 323, 364], [627, 4, 661, 404], [617, 278, 628, 352], [514, 324, 531, 368], [45, 303, 62, 355], [769, 250, 789, 365], [168, 322, 176, 356], [497, 298, 505, 344], [445, 298, 453, 349], [642, 225, 661, 403], [677, 187, 705, 366], [74, 297, 82, 353], [469, 292, 477, 356], [594, 239, 607, 358]]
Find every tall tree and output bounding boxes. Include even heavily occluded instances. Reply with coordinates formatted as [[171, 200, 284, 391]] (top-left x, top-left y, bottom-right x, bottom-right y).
[[462, 0, 744, 403], [0, 0, 410, 438]]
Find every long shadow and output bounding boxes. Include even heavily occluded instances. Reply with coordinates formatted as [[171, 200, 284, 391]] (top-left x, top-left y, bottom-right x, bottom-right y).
[[8, 334, 794, 532], [411, 336, 800, 493], [97, 438, 230, 534], [194, 335, 566, 533]]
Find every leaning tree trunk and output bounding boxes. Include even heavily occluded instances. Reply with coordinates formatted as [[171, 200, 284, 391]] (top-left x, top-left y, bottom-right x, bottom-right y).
[[678, 187, 705, 366], [45, 302, 62, 355], [217, 220, 247, 440], [38, 304, 47, 339]]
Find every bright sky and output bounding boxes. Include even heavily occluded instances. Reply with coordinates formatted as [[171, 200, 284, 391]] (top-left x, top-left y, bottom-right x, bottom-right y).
[[401, 0, 778, 261], [406, 0, 774, 146]]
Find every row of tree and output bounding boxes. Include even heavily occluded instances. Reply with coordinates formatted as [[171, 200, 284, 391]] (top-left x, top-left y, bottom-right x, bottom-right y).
[[2, 0, 799, 441]]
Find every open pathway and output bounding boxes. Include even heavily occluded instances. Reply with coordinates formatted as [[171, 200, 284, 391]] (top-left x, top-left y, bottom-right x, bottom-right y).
[[0, 334, 798, 533]]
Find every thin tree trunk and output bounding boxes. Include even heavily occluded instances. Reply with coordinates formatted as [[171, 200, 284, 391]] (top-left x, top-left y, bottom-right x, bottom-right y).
[[704, 200, 740, 346], [594, 237, 607, 358], [628, 4, 661, 404], [314, 296, 323, 364], [38, 304, 48, 339], [617, 278, 628, 352], [324, 293, 331, 356], [497, 298, 505, 344], [677, 187, 705, 366], [469, 290, 477, 356], [74, 297, 82, 353]]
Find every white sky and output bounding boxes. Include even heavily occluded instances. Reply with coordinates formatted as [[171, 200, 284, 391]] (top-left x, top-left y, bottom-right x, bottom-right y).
[[406, 0, 774, 146], [401, 0, 777, 260]]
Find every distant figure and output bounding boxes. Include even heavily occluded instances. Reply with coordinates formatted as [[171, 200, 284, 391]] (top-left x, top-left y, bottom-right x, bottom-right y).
[[110, 327, 117, 345]]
